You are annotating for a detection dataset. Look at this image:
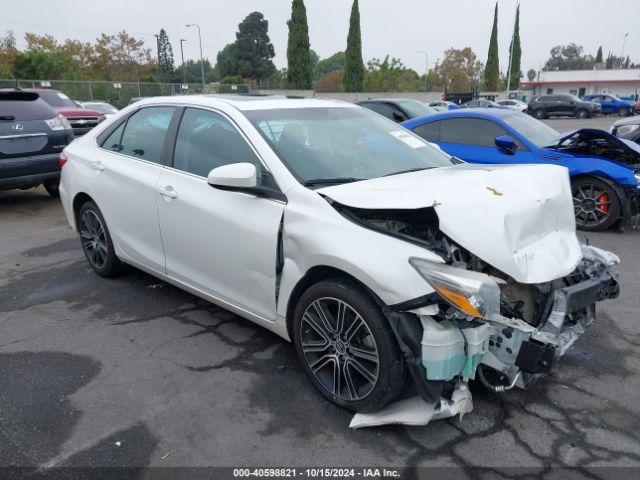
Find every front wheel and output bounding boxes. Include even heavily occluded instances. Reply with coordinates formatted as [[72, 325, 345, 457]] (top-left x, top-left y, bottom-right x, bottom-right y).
[[572, 177, 621, 231], [618, 107, 630, 117], [77, 201, 123, 277], [576, 109, 590, 119], [293, 280, 405, 413]]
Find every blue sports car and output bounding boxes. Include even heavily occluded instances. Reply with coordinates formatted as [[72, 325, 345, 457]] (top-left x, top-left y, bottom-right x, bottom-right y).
[[402, 108, 640, 231]]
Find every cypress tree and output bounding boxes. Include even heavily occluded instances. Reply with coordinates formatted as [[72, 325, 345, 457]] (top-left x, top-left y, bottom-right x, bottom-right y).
[[484, 2, 499, 91], [343, 0, 364, 92], [287, 0, 312, 89], [507, 5, 521, 90], [595, 46, 603, 64]]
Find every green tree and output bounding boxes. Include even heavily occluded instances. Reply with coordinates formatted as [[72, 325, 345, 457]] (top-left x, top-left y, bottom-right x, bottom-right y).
[[544, 44, 595, 71], [343, 0, 364, 92], [527, 68, 536, 82], [286, 0, 311, 89], [157, 29, 174, 80], [427, 47, 484, 92], [507, 4, 521, 90], [217, 12, 276, 83], [595, 46, 603, 64], [484, 2, 499, 91], [315, 70, 343, 92], [308, 49, 319, 81], [315, 51, 345, 81], [0, 31, 17, 78], [363, 56, 422, 92]]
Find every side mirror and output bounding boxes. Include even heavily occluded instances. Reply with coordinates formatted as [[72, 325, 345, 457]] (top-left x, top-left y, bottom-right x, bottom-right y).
[[207, 163, 257, 189], [495, 135, 517, 154]]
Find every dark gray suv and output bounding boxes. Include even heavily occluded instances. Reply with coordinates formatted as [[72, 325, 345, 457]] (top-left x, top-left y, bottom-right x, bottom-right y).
[[527, 94, 601, 119]]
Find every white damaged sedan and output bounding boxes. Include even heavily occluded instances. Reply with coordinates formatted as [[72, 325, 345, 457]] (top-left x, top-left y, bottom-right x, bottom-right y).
[[59, 95, 620, 421]]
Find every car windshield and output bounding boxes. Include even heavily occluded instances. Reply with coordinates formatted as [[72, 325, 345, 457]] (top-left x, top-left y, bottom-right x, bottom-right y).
[[84, 103, 118, 114], [36, 91, 77, 108], [395, 100, 436, 118], [501, 112, 561, 148], [245, 107, 454, 186]]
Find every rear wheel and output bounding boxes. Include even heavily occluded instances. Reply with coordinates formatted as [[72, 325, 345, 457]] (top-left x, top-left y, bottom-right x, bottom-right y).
[[77, 201, 122, 277], [576, 109, 590, 119], [572, 177, 621, 231], [533, 108, 546, 119], [292, 279, 405, 413], [43, 181, 59, 198], [618, 107, 630, 117]]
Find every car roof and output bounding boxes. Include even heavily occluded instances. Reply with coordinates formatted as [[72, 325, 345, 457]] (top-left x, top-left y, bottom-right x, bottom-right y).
[[401, 107, 517, 128], [131, 94, 354, 111], [358, 98, 420, 103]]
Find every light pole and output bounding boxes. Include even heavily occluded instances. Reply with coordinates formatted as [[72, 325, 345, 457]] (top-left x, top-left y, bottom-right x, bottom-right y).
[[620, 33, 629, 68], [186, 24, 205, 90], [179, 39, 187, 85], [417, 50, 429, 93]]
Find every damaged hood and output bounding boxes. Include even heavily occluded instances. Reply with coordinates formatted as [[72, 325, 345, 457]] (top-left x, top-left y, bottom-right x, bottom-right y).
[[554, 128, 640, 162], [318, 163, 582, 284]]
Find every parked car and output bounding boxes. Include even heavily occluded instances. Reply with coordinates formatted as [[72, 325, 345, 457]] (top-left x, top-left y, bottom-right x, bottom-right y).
[[0, 90, 74, 196], [496, 99, 527, 112], [461, 99, 502, 109], [403, 108, 640, 231], [429, 100, 459, 111], [357, 98, 437, 122], [60, 95, 619, 420], [610, 115, 640, 144], [79, 101, 119, 118], [128, 97, 149, 105], [527, 94, 601, 119], [581, 94, 635, 116], [24, 88, 106, 137]]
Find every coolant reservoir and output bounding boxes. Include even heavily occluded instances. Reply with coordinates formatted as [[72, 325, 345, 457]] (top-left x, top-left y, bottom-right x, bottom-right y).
[[419, 316, 489, 381]]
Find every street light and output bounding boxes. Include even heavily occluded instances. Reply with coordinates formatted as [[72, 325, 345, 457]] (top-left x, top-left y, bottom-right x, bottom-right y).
[[186, 24, 205, 90], [620, 33, 630, 68], [417, 50, 429, 93], [179, 39, 187, 85]]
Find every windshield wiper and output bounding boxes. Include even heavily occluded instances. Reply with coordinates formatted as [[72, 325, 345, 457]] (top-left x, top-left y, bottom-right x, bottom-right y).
[[303, 177, 364, 187], [383, 167, 433, 177]]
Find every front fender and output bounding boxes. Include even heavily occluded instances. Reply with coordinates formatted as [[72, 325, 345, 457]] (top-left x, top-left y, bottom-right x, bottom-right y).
[[560, 157, 637, 187]]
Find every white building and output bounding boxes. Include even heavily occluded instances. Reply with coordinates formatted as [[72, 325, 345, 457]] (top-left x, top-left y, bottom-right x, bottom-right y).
[[522, 68, 640, 99]]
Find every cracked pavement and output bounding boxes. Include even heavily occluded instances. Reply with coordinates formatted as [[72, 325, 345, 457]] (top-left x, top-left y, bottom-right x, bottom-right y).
[[1, 185, 639, 479]]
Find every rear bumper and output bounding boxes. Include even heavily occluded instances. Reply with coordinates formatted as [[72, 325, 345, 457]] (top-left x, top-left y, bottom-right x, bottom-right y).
[[0, 153, 61, 190]]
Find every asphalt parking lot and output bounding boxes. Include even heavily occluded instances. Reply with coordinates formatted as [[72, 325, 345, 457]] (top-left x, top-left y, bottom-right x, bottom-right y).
[[1, 115, 639, 478]]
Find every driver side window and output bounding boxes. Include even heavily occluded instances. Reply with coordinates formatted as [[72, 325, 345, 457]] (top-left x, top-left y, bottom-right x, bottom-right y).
[[173, 108, 262, 179]]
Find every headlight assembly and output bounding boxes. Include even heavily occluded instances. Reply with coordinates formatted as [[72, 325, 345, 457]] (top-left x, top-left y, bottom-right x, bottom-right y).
[[410, 257, 501, 320]]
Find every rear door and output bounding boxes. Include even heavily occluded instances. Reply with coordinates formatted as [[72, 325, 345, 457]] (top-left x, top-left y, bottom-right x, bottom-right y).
[[91, 106, 177, 273], [412, 117, 535, 165]]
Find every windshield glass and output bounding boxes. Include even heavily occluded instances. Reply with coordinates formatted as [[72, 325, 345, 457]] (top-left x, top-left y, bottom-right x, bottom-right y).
[[84, 103, 118, 114], [245, 107, 454, 186], [501, 112, 560, 147], [396, 100, 436, 118], [37, 91, 77, 108]]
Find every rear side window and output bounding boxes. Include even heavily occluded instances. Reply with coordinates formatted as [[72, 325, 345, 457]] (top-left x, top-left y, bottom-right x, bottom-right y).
[[0, 95, 58, 121], [101, 121, 126, 152], [360, 102, 396, 120], [118, 107, 175, 163], [438, 118, 508, 147], [413, 121, 440, 142]]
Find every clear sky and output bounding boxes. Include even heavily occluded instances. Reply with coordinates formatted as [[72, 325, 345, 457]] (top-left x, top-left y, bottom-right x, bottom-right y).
[[2, 0, 638, 75]]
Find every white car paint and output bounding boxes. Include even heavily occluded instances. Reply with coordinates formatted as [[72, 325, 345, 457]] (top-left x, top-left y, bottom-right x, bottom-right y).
[[59, 95, 618, 420], [497, 100, 528, 113]]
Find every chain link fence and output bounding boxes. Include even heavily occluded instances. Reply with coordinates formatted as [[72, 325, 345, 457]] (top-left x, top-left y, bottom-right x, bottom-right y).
[[0, 79, 249, 109]]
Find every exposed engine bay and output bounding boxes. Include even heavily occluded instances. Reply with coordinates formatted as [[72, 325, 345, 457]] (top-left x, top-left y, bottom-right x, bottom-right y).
[[335, 203, 620, 427], [553, 128, 640, 165]]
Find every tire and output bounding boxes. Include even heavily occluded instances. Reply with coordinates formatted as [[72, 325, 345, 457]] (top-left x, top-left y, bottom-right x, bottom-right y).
[[576, 109, 590, 119], [43, 181, 59, 198], [292, 279, 405, 413], [618, 107, 630, 117], [572, 177, 621, 231], [77, 201, 123, 277], [533, 108, 546, 119]]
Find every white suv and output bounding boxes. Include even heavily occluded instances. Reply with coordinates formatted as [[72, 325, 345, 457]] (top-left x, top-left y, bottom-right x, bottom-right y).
[[60, 95, 619, 417]]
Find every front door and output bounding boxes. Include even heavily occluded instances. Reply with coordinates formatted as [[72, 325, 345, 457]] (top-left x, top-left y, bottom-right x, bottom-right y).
[[156, 107, 285, 320]]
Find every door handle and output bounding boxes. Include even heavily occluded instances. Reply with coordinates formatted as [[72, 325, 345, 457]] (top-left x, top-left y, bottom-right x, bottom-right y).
[[158, 186, 178, 199], [92, 161, 104, 171]]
